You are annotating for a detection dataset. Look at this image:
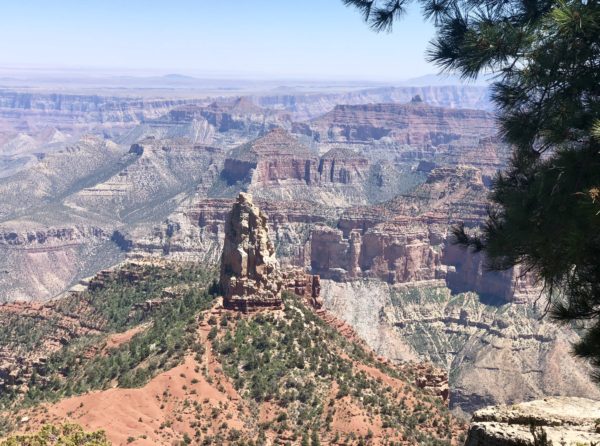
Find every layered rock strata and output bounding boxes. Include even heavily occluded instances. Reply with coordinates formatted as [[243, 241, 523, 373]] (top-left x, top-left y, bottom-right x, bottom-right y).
[[465, 397, 600, 446], [222, 128, 319, 187], [142, 164, 537, 304], [219, 193, 322, 312], [220, 128, 413, 206], [283, 269, 323, 309], [292, 102, 509, 177], [219, 193, 285, 311]]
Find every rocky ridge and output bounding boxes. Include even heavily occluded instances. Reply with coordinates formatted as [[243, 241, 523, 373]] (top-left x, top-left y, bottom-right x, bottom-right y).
[[0, 299, 104, 394], [0, 257, 463, 445], [255, 84, 492, 119]]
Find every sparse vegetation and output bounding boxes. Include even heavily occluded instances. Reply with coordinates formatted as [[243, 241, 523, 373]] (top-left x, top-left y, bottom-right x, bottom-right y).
[[0, 265, 463, 444], [0, 263, 217, 410], [0, 423, 111, 446], [211, 292, 456, 444]]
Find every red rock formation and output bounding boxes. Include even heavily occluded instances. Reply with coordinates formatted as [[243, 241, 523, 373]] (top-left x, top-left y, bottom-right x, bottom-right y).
[[218, 193, 323, 311], [318, 148, 369, 184], [187, 199, 233, 234], [222, 129, 375, 190], [283, 269, 322, 308], [293, 101, 509, 177], [310, 220, 445, 284], [413, 363, 450, 403], [220, 193, 284, 312], [222, 128, 319, 186], [297, 102, 495, 144]]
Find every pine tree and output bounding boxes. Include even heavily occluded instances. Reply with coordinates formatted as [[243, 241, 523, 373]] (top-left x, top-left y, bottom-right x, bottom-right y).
[[301, 432, 310, 446], [311, 430, 321, 446], [344, 0, 600, 381]]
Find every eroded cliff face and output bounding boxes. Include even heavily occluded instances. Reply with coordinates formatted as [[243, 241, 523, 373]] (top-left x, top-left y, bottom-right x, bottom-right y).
[[311, 222, 445, 283], [444, 243, 540, 303], [142, 163, 535, 304], [0, 136, 127, 220], [0, 91, 206, 126], [125, 98, 293, 147], [0, 222, 122, 302], [296, 103, 494, 145], [223, 128, 319, 187], [320, 280, 600, 414], [293, 102, 509, 178], [0, 92, 212, 177], [256, 84, 492, 119], [307, 166, 538, 301], [220, 128, 424, 207], [3, 90, 594, 423], [0, 135, 226, 301], [65, 138, 224, 221]]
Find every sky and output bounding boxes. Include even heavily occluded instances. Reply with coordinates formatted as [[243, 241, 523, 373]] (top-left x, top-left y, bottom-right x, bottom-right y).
[[0, 1, 438, 81]]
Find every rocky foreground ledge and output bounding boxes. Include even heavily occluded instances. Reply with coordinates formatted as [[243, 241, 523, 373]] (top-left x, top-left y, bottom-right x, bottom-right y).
[[465, 397, 600, 445]]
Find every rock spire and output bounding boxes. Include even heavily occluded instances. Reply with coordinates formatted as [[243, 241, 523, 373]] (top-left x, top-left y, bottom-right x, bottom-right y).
[[220, 193, 284, 311]]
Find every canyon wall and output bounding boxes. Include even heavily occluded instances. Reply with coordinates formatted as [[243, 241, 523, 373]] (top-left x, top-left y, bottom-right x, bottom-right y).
[[320, 280, 600, 413]]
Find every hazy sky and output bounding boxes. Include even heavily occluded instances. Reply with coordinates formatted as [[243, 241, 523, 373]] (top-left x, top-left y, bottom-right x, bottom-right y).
[[0, 1, 438, 81]]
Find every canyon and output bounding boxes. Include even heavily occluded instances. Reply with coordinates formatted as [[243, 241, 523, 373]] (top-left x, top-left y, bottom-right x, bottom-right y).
[[0, 203, 461, 445], [0, 82, 597, 444]]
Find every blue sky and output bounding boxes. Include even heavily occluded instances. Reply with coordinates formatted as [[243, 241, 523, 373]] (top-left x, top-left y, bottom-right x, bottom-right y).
[[0, 1, 437, 81]]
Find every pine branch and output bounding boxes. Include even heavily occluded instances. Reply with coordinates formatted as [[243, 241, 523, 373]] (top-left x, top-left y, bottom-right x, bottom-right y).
[[342, 0, 375, 20], [369, 0, 407, 31]]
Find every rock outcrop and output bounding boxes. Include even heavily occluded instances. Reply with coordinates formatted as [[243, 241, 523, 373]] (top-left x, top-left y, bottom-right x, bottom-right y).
[[310, 221, 445, 283], [465, 397, 600, 446], [222, 128, 319, 187], [219, 193, 322, 311], [220, 193, 285, 311], [0, 299, 105, 394], [283, 269, 323, 309]]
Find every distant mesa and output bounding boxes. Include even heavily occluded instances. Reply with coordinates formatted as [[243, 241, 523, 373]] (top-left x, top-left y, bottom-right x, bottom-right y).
[[162, 73, 197, 81]]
